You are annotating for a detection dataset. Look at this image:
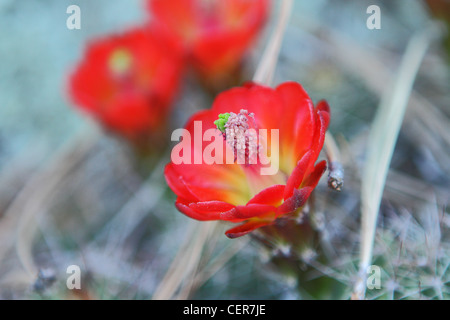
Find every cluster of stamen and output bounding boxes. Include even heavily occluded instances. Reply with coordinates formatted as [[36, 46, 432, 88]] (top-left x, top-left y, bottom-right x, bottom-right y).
[[218, 109, 260, 165]]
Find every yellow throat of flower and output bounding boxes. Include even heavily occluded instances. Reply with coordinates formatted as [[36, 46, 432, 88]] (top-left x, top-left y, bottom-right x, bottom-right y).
[[109, 48, 133, 75]]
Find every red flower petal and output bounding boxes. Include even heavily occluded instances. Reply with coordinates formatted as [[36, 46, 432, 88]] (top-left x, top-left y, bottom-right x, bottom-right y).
[[225, 219, 273, 239], [189, 201, 236, 213], [316, 99, 330, 114], [277, 187, 313, 216], [211, 84, 283, 132], [247, 184, 285, 206], [165, 163, 199, 202], [275, 82, 316, 172], [167, 161, 249, 205], [304, 108, 329, 174], [221, 204, 276, 220], [301, 160, 327, 189], [283, 150, 313, 200], [175, 199, 223, 221]]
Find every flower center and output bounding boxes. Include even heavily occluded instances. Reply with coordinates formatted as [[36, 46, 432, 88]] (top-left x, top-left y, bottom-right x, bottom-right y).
[[215, 109, 260, 166], [109, 48, 132, 75], [214, 109, 286, 198]]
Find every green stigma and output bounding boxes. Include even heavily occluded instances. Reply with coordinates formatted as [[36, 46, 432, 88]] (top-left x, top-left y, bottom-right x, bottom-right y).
[[214, 113, 230, 133]]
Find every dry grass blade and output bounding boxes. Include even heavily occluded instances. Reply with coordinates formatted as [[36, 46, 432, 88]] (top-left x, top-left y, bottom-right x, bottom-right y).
[[151, 221, 218, 300], [99, 156, 169, 254], [16, 129, 99, 278], [253, 0, 293, 86], [0, 125, 99, 280], [385, 170, 450, 205], [353, 24, 441, 300], [193, 238, 249, 287]]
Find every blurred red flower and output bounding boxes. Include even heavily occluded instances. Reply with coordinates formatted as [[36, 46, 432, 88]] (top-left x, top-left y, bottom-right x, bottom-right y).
[[148, 0, 269, 81], [165, 82, 330, 238], [68, 27, 184, 140]]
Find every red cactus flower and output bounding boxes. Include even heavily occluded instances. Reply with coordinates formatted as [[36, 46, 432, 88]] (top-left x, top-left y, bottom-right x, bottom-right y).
[[68, 27, 184, 140], [165, 82, 330, 238], [148, 0, 269, 80]]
